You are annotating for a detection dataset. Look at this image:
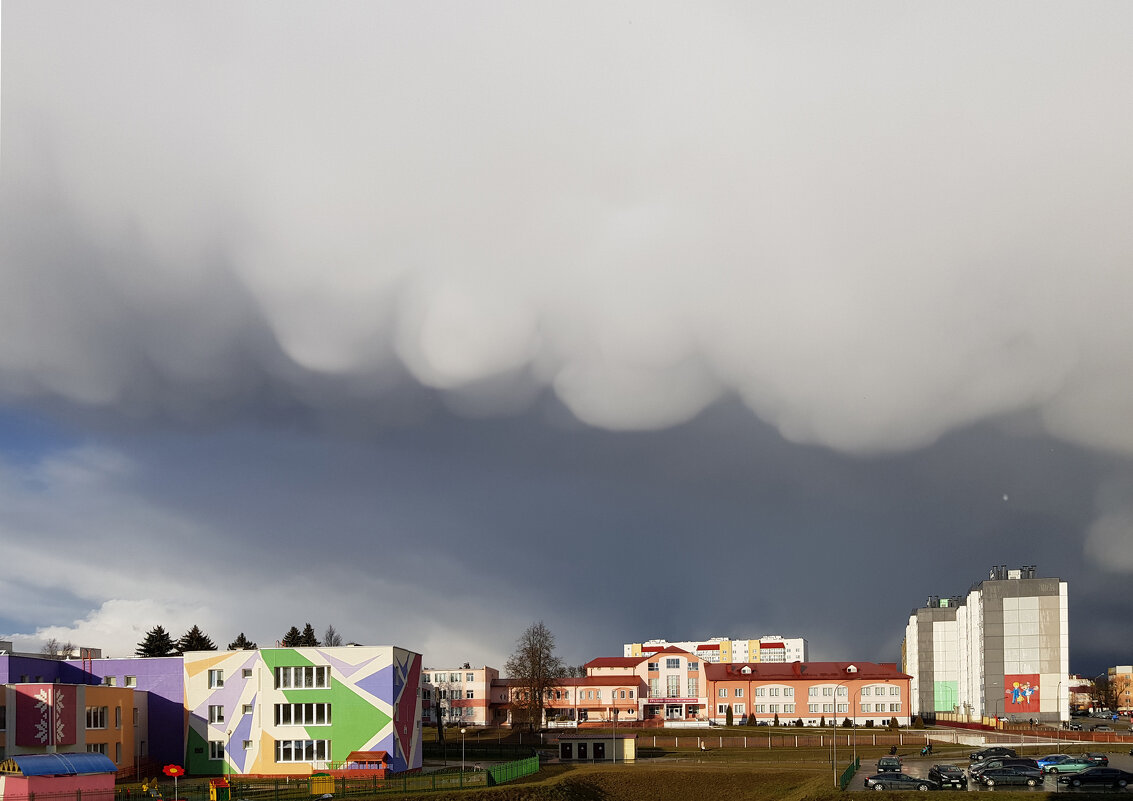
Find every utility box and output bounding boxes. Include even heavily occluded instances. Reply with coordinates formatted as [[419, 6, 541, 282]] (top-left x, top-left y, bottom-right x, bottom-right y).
[[309, 773, 334, 795], [208, 778, 230, 801]]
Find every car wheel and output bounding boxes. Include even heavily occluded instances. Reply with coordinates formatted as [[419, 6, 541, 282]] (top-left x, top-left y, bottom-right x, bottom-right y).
[[873, 784, 885, 791], [1048, 768, 1058, 774], [1117, 779, 1127, 788], [1026, 778, 1037, 786], [917, 784, 929, 791], [985, 779, 995, 786]]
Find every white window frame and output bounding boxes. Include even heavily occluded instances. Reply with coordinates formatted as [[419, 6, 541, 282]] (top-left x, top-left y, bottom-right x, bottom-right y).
[[208, 705, 225, 724], [209, 741, 224, 760], [208, 669, 225, 689]]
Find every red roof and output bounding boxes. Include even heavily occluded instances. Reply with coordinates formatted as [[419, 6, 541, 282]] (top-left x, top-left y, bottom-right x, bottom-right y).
[[696, 644, 720, 651], [760, 642, 785, 648], [702, 661, 910, 681], [586, 657, 642, 669]]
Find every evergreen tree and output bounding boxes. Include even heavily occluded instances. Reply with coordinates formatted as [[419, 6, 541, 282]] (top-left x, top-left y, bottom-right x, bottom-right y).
[[726, 706, 734, 726], [135, 625, 177, 657], [281, 626, 303, 647], [299, 623, 320, 647], [176, 625, 217, 653], [773, 713, 780, 727], [228, 632, 258, 650]]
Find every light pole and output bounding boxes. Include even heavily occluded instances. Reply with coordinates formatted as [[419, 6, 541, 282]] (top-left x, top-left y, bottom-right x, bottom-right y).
[[460, 727, 466, 774], [832, 681, 852, 788]]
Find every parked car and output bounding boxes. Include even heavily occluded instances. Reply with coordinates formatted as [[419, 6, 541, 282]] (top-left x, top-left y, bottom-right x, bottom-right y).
[[978, 766, 1043, 787], [1067, 721, 1083, 730], [1035, 753, 1071, 769], [1058, 767, 1133, 789], [969, 746, 1017, 761], [876, 755, 903, 772], [1093, 724, 1114, 732], [970, 758, 1039, 780], [927, 764, 967, 788], [1083, 752, 1109, 766], [864, 772, 939, 791], [1042, 755, 1094, 774]]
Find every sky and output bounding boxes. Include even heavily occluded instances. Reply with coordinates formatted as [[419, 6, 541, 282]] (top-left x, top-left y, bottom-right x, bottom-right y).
[[1, 1, 1131, 677]]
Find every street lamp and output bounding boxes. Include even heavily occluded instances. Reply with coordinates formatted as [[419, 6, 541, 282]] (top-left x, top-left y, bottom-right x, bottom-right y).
[[460, 727, 466, 773]]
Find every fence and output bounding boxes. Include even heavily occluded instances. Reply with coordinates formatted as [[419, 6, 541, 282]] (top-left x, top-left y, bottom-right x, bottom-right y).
[[612, 731, 942, 751], [838, 757, 861, 791], [2, 791, 116, 801]]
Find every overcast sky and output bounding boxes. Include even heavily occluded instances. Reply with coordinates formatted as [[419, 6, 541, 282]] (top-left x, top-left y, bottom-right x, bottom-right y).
[[1, 2, 1131, 677]]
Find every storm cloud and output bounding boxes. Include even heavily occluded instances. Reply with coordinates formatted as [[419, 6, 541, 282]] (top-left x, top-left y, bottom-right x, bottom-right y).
[[2, 2, 1131, 671]]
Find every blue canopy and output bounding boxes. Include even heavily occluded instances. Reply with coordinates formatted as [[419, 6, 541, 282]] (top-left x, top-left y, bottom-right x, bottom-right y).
[[0, 752, 119, 777]]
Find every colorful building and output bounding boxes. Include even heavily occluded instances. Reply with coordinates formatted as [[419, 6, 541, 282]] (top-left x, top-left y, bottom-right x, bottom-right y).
[[183, 646, 422, 776], [0, 683, 136, 769], [624, 635, 808, 664]]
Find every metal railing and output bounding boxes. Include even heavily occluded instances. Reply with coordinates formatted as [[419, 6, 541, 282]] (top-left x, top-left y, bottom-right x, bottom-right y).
[[838, 757, 860, 790]]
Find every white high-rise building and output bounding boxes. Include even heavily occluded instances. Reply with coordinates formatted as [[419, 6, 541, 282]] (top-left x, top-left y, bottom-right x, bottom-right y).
[[623, 635, 808, 664], [903, 565, 1068, 724]]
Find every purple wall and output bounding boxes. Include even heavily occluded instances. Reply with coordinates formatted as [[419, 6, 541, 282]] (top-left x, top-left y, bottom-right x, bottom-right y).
[[73, 657, 185, 767]]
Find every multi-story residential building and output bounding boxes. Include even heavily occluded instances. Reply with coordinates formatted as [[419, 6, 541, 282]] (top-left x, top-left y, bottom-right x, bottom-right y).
[[1108, 666, 1132, 714], [903, 565, 1069, 725], [420, 666, 500, 727], [624, 635, 808, 664], [183, 645, 422, 775]]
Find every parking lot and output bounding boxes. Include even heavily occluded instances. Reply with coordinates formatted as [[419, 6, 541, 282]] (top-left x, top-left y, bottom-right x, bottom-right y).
[[849, 749, 1133, 792]]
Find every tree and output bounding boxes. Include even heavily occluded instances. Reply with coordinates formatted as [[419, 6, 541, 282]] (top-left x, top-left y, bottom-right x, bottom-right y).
[[504, 621, 564, 730], [773, 713, 780, 727], [228, 633, 257, 650], [323, 625, 343, 648], [135, 625, 177, 657], [299, 623, 320, 647], [726, 706, 734, 726], [820, 715, 826, 727], [281, 626, 303, 647], [41, 638, 76, 660], [842, 717, 853, 728], [176, 625, 217, 653], [888, 717, 899, 730]]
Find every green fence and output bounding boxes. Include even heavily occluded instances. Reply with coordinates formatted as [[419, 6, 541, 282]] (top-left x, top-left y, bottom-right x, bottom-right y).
[[838, 757, 860, 791], [222, 756, 539, 798]]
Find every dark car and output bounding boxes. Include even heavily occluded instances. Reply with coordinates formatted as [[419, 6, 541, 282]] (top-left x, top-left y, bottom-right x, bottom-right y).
[[978, 766, 1043, 787], [970, 746, 1018, 761], [1083, 752, 1109, 766], [876, 755, 902, 772], [1058, 767, 1133, 789], [970, 758, 1039, 780], [864, 772, 939, 791], [928, 764, 967, 788]]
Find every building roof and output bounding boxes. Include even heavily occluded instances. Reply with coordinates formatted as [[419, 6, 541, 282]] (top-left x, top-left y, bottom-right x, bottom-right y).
[[586, 657, 642, 669], [695, 644, 720, 651], [0, 753, 119, 777], [344, 751, 390, 765], [702, 661, 909, 681]]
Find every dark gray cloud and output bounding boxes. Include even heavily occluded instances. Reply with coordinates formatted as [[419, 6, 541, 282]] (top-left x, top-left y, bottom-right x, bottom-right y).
[[1, 2, 1132, 674]]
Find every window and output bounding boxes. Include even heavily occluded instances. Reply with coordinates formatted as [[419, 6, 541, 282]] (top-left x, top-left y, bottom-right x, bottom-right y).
[[629, 690, 634, 699], [242, 669, 252, 679], [809, 687, 817, 697], [688, 662, 698, 671], [890, 703, 901, 712], [647, 662, 658, 672], [124, 676, 136, 688], [209, 705, 225, 724], [466, 673, 474, 682], [649, 678, 659, 697], [785, 687, 794, 697], [784, 704, 795, 713], [666, 676, 680, 697], [423, 674, 430, 683], [274, 665, 330, 689], [116, 743, 122, 763], [86, 706, 108, 729], [822, 687, 832, 696], [450, 673, 458, 682], [874, 703, 884, 712], [208, 670, 225, 689], [243, 704, 254, 715], [770, 704, 780, 713], [688, 678, 698, 696], [209, 741, 224, 760], [275, 703, 332, 726], [822, 703, 833, 713], [596, 690, 602, 700], [861, 687, 871, 696], [115, 706, 122, 728], [243, 740, 253, 751], [755, 704, 766, 713], [735, 688, 744, 698], [717, 704, 728, 714], [808, 704, 819, 713], [836, 687, 847, 696], [86, 743, 108, 755], [755, 687, 765, 696], [275, 739, 331, 763], [860, 703, 870, 713], [466, 690, 474, 699], [718, 688, 728, 698], [770, 687, 780, 696], [103, 676, 117, 687], [890, 686, 900, 696], [733, 703, 745, 714], [666, 658, 680, 669], [836, 703, 848, 713]]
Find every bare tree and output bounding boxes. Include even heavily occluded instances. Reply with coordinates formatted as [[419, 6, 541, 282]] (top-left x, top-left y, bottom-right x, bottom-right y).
[[41, 638, 76, 660], [504, 621, 564, 729], [323, 625, 343, 647]]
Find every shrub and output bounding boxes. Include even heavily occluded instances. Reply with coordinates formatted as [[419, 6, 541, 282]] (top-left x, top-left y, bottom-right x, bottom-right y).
[[773, 713, 780, 727], [913, 715, 925, 729], [819, 716, 826, 727], [726, 706, 734, 727], [864, 720, 875, 728], [888, 717, 899, 730], [843, 718, 853, 728], [794, 718, 804, 727]]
